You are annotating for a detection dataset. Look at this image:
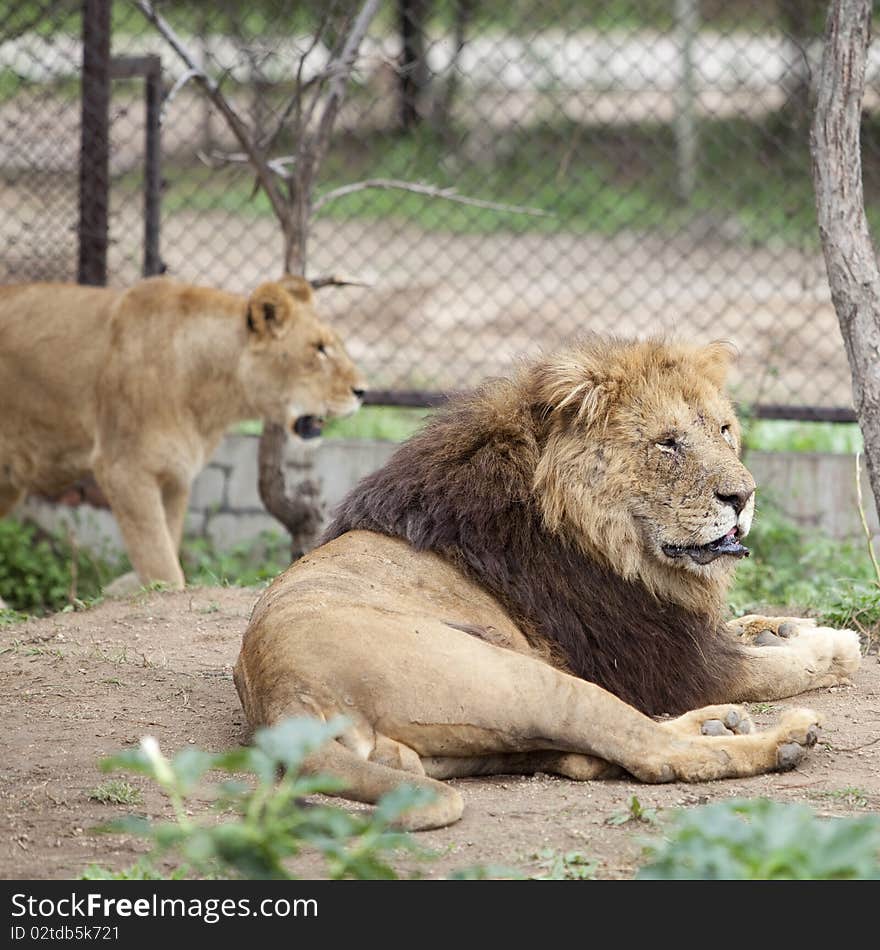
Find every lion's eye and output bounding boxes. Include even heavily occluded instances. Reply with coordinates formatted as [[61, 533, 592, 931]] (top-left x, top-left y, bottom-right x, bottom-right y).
[[721, 424, 734, 445], [315, 342, 327, 357], [656, 436, 679, 453]]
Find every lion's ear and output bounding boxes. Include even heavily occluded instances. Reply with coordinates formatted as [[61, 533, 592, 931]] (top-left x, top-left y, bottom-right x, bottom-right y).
[[246, 282, 298, 337], [277, 274, 314, 303], [697, 340, 738, 388], [531, 354, 616, 428]]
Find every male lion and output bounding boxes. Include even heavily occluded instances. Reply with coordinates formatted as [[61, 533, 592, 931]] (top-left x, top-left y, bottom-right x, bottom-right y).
[[0, 275, 365, 597], [234, 337, 861, 830]]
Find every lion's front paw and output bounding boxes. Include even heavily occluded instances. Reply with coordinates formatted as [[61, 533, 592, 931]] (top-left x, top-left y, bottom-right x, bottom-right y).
[[770, 708, 823, 770], [663, 704, 754, 738]]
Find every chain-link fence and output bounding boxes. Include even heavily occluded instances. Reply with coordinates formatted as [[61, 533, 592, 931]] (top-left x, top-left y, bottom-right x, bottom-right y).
[[1, 0, 875, 416]]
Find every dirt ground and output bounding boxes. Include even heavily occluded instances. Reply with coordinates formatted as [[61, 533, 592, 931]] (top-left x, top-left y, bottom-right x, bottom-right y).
[[2, 585, 878, 881]]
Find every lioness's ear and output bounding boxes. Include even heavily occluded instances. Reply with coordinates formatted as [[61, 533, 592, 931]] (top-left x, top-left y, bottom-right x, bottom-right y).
[[277, 274, 314, 303], [697, 340, 738, 388], [246, 282, 297, 337]]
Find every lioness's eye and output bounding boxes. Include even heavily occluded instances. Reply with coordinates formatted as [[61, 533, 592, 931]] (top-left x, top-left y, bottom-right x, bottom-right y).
[[656, 437, 678, 453], [315, 343, 327, 356]]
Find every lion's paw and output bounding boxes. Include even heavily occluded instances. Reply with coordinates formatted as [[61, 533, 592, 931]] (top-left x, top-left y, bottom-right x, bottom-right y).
[[769, 708, 823, 770], [663, 704, 754, 738], [796, 625, 862, 684], [729, 614, 816, 644]]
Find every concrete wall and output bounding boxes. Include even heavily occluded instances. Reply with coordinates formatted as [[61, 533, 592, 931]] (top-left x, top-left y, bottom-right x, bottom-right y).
[[19, 436, 880, 555]]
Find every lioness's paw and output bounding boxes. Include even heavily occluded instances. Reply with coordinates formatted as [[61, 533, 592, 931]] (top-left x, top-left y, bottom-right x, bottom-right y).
[[770, 708, 823, 770], [103, 570, 143, 598], [663, 704, 754, 738]]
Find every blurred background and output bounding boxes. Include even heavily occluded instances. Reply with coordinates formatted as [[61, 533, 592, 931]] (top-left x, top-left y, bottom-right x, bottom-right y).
[[1, 0, 876, 417]]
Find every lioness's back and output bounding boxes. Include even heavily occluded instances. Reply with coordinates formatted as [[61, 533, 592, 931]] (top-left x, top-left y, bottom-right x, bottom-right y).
[[0, 282, 119, 402]]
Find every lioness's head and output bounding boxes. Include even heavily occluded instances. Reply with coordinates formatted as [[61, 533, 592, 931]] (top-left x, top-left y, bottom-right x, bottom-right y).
[[531, 336, 755, 603], [240, 276, 367, 439]]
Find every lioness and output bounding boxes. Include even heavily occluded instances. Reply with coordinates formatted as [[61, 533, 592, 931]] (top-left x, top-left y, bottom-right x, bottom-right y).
[[234, 337, 862, 830], [0, 275, 366, 595]]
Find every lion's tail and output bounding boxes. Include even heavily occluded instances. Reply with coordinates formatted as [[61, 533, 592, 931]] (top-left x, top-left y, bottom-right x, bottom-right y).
[[305, 740, 464, 831]]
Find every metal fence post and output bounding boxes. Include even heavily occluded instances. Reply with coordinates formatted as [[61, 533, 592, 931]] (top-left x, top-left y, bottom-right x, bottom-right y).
[[143, 56, 162, 276], [77, 0, 111, 286]]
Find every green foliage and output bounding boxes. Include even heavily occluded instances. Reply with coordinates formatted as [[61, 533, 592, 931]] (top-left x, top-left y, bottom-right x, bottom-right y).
[[0, 518, 121, 614], [180, 532, 289, 587], [531, 849, 597, 880], [93, 717, 432, 880], [637, 799, 880, 880], [728, 498, 879, 624]]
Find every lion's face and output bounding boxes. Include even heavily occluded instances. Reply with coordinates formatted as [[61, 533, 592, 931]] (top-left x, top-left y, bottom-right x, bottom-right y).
[[533, 338, 755, 597], [238, 277, 367, 439]]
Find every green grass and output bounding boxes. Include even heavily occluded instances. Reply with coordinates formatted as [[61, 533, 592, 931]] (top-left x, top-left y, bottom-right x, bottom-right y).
[[88, 779, 143, 807], [743, 421, 863, 454]]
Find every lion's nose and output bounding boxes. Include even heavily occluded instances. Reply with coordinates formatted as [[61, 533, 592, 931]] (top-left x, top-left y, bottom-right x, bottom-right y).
[[716, 487, 754, 515], [352, 387, 366, 400]]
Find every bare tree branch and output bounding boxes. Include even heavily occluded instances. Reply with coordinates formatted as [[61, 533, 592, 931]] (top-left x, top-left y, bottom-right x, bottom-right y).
[[130, 0, 289, 227], [309, 0, 382, 171], [261, 6, 336, 155], [160, 67, 200, 124], [811, 0, 880, 509], [309, 274, 374, 290], [197, 149, 296, 180], [313, 178, 551, 217]]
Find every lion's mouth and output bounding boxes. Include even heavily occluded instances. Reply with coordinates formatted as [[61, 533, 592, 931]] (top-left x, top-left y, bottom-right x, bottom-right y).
[[662, 527, 750, 565], [292, 415, 324, 439]]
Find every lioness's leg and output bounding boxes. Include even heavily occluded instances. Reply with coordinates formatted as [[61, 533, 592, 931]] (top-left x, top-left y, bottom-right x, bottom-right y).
[[95, 464, 185, 589], [726, 615, 862, 701], [162, 479, 191, 551]]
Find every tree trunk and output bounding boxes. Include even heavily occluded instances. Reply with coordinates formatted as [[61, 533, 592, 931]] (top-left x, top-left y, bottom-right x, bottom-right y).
[[398, 0, 430, 129], [257, 424, 324, 562], [811, 0, 880, 510], [263, 186, 315, 562]]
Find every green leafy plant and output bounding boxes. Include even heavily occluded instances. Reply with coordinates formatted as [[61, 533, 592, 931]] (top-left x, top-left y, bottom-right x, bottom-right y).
[[0, 518, 121, 614], [637, 799, 880, 880], [91, 716, 433, 880], [607, 795, 658, 826], [728, 497, 879, 624]]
